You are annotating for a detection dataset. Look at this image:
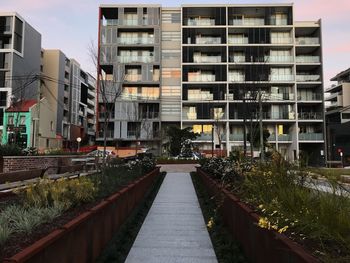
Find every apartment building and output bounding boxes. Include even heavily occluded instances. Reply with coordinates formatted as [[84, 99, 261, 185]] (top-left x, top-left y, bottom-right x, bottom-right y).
[[98, 5, 162, 153], [41, 50, 96, 148], [98, 4, 325, 164], [325, 68, 350, 162], [0, 12, 41, 141]]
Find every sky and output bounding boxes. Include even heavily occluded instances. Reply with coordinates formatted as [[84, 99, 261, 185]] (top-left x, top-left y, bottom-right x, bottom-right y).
[[2, 0, 350, 86]]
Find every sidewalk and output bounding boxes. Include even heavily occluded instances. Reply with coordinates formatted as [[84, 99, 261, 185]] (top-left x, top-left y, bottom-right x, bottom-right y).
[[125, 172, 217, 263]]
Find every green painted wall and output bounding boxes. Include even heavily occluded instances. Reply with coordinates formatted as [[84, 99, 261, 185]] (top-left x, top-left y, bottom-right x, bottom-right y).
[[2, 111, 32, 147]]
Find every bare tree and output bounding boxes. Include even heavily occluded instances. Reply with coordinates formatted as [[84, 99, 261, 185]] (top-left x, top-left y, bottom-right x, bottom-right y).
[[88, 41, 124, 169], [213, 108, 224, 157]]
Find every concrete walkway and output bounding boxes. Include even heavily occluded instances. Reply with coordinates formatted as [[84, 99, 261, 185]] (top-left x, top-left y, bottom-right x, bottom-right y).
[[125, 172, 217, 263]]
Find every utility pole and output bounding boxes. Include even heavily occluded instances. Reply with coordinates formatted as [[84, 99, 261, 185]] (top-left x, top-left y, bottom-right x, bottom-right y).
[[259, 88, 264, 161]]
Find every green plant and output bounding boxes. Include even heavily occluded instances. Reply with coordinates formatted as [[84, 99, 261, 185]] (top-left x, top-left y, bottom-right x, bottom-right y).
[[166, 126, 198, 156], [0, 218, 12, 246], [0, 144, 23, 156]]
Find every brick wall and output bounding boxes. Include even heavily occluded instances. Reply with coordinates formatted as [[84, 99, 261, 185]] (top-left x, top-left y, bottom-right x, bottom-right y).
[[0, 156, 83, 174]]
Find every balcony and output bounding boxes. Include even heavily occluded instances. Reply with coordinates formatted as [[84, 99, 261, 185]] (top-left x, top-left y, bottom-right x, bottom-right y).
[[195, 37, 221, 44], [296, 56, 320, 63], [231, 18, 265, 26], [298, 112, 323, 120], [187, 18, 215, 26], [195, 133, 212, 141], [193, 55, 222, 63], [187, 90, 213, 101], [295, 37, 319, 45], [299, 133, 323, 141], [118, 37, 154, 45], [268, 134, 276, 141], [297, 93, 322, 101], [98, 130, 114, 138], [188, 73, 215, 82], [88, 89, 95, 97], [127, 130, 138, 139], [229, 134, 244, 141], [278, 134, 292, 141], [121, 19, 139, 26], [139, 111, 159, 119], [64, 90, 69, 98], [269, 75, 294, 81], [228, 37, 249, 44], [102, 19, 118, 26], [265, 93, 295, 101], [296, 75, 321, 82], [270, 37, 293, 44], [228, 73, 245, 82], [265, 56, 293, 63], [230, 56, 246, 63], [87, 98, 95, 106], [125, 74, 142, 82], [118, 56, 153, 63], [99, 112, 115, 120]]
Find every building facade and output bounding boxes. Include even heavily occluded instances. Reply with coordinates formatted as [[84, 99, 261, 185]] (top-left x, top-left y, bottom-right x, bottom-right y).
[[325, 68, 350, 163], [0, 12, 41, 141], [98, 4, 325, 164], [2, 98, 61, 150], [41, 50, 96, 148]]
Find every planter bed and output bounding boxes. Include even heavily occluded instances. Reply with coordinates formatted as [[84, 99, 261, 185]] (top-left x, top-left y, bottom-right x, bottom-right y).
[[1, 167, 160, 262], [196, 167, 318, 263]]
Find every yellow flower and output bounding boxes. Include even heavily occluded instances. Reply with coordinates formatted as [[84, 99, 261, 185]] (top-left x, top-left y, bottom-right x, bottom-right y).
[[258, 204, 264, 209], [207, 217, 214, 229], [278, 226, 289, 233]]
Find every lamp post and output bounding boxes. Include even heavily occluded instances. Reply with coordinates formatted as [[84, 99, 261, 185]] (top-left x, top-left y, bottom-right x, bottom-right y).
[[76, 137, 81, 153]]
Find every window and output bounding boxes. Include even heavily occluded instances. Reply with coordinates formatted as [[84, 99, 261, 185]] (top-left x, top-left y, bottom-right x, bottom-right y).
[[14, 17, 23, 53], [50, 121, 54, 131], [0, 91, 7, 106], [19, 116, 26, 125], [342, 113, 350, 119], [8, 115, 14, 125]]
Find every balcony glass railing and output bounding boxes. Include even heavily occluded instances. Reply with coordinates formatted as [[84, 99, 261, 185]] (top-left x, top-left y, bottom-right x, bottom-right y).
[[188, 74, 216, 82], [229, 134, 244, 141], [125, 74, 142, 82], [268, 134, 276, 141], [122, 19, 138, 26], [296, 56, 320, 63], [266, 93, 295, 101], [228, 37, 249, 44], [270, 37, 293, 44], [298, 112, 323, 120], [118, 56, 153, 63], [296, 75, 320, 82], [195, 133, 213, 141], [269, 75, 294, 81], [231, 18, 265, 26], [265, 56, 293, 63], [278, 134, 292, 141], [193, 56, 222, 63], [118, 37, 154, 45], [187, 91, 214, 101], [295, 37, 319, 45], [297, 94, 322, 101], [298, 133, 323, 140], [269, 18, 288, 26], [195, 37, 221, 44], [187, 18, 215, 26], [103, 19, 118, 26], [228, 74, 245, 82], [139, 112, 159, 119], [230, 56, 245, 62]]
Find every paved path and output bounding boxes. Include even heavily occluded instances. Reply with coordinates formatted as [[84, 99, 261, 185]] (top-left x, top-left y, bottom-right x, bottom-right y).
[[160, 164, 198, 173], [125, 172, 217, 263]]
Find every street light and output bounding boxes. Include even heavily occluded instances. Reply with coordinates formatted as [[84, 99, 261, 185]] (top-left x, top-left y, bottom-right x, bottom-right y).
[[76, 137, 82, 152]]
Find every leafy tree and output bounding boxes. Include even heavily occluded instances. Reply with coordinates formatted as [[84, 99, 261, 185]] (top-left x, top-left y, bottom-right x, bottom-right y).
[[166, 127, 198, 156]]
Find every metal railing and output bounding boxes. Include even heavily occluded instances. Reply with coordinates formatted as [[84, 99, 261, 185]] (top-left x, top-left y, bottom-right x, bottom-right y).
[[296, 56, 320, 63], [298, 112, 323, 120], [295, 37, 319, 45], [117, 56, 154, 63], [187, 18, 216, 26], [195, 37, 222, 44], [296, 75, 321, 82], [297, 93, 322, 101], [118, 37, 154, 45]]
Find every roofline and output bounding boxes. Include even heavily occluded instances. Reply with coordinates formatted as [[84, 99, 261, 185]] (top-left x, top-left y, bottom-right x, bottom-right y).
[[181, 3, 293, 7], [100, 4, 161, 8]]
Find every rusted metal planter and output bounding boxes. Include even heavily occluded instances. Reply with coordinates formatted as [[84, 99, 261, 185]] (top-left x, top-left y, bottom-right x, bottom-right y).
[[3, 167, 160, 263], [196, 167, 319, 263]]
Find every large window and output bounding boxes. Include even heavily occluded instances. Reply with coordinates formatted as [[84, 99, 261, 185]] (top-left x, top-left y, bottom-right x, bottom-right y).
[[14, 17, 23, 53]]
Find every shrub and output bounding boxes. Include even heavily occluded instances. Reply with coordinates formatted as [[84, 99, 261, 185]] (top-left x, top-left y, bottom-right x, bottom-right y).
[[20, 177, 96, 209], [0, 144, 23, 156]]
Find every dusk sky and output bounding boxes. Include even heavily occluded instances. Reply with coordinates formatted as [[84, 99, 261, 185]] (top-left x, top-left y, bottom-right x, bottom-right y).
[[2, 0, 350, 86]]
